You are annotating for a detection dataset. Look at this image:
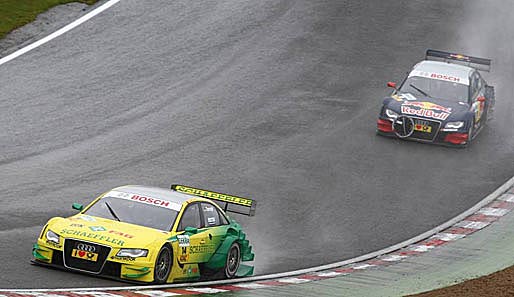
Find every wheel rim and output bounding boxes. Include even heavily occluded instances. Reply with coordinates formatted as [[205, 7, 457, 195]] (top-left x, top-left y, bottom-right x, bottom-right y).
[[155, 248, 171, 281], [226, 244, 240, 277]]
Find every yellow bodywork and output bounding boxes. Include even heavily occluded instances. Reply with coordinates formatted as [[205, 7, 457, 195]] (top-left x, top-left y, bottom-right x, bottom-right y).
[[33, 185, 255, 283], [33, 195, 218, 283]]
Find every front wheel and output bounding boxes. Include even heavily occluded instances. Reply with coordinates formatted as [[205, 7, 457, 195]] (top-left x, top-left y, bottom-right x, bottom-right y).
[[153, 245, 172, 284], [461, 118, 475, 148], [468, 118, 475, 142], [224, 242, 241, 278]]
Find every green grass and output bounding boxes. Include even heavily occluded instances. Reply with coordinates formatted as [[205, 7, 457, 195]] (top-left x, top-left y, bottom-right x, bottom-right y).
[[0, 0, 98, 39]]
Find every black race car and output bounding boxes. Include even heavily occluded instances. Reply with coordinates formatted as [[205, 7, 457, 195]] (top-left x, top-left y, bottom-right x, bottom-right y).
[[377, 49, 494, 147]]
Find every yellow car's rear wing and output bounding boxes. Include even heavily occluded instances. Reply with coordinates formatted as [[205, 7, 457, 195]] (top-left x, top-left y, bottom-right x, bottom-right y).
[[171, 184, 256, 216]]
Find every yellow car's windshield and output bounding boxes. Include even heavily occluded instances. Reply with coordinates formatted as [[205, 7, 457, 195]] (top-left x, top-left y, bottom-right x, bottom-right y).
[[85, 196, 179, 231]]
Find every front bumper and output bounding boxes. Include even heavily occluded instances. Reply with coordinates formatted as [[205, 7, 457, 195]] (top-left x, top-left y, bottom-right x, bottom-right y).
[[33, 240, 155, 283], [376, 117, 470, 147]]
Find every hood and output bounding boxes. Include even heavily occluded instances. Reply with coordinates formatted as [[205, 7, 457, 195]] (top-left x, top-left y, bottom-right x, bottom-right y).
[[47, 214, 170, 248], [384, 94, 469, 122]]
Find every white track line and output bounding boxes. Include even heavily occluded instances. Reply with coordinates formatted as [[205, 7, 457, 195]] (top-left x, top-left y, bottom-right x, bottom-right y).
[[0, 0, 121, 66]]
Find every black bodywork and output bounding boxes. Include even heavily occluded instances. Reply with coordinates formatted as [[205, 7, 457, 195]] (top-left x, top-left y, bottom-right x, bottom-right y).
[[377, 50, 494, 147]]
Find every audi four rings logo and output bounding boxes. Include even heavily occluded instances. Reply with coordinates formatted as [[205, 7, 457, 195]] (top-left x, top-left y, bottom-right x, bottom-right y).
[[76, 243, 96, 252], [393, 115, 415, 138]]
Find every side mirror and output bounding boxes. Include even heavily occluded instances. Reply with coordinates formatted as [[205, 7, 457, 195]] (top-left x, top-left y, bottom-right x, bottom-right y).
[[72, 203, 84, 211], [387, 82, 397, 89], [184, 226, 198, 234], [477, 96, 486, 102]]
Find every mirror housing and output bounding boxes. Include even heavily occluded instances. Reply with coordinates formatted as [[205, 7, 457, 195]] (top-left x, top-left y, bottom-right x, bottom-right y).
[[477, 96, 486, 102], [387, 82, 397, 89], [72, 203, 84, 211]]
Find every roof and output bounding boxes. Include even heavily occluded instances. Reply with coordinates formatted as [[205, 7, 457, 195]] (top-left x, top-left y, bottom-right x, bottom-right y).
[[112, 185, 194, 204], [409, 60, 473, 86]]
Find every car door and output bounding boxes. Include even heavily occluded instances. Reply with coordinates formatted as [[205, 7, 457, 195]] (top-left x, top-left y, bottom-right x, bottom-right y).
[[175, 203, 211, 264], [199, 202, 230, 253]]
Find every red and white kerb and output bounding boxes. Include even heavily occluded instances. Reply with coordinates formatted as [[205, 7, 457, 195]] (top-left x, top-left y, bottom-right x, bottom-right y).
[[106, 190, 182, 211]]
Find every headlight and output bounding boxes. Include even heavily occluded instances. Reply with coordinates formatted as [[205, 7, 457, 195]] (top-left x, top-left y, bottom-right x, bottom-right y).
[[385, 108, 399, 119], [46, 230, 60, 244], [445, 121, 464, 129], [116, 249, 148, 258]]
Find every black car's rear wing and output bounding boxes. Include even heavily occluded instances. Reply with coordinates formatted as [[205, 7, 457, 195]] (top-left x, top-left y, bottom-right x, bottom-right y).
[[426, 49, 491, 72], [171, 184, 256, 216]]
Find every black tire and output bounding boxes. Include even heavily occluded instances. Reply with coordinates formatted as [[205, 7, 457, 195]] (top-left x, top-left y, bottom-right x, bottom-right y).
[[224, 242, 241, 279], [461, 117, 475, 148], [468, 118, 475, 142], [153, 245, 172, 284], [485, 85, 495, 121]]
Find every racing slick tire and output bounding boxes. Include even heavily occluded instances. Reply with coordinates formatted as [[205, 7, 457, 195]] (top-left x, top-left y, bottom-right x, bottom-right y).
[[485, 85, 495, 122], [463, 117, 475, 148], [153, 245, 172, 284], [224, 242, 241, 279]]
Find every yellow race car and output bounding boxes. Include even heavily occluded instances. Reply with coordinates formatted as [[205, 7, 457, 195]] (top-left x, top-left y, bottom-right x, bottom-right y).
[[32, 185, 255, 284]]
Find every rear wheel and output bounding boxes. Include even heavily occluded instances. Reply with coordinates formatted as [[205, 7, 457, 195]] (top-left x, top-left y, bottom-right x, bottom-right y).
[[153, 245, 172, 284], [224, 242, 241, 278]]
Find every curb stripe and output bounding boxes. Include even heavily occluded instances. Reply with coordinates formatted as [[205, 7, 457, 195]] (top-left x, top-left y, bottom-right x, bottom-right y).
[[1, 183, 514, 296]]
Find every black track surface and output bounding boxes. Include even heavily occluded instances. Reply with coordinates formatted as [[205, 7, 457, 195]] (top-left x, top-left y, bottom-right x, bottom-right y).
[[0, 0, 513, 289]]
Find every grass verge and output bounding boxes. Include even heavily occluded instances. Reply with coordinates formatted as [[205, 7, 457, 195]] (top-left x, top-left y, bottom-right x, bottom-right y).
[[0, 0, 98, 39]]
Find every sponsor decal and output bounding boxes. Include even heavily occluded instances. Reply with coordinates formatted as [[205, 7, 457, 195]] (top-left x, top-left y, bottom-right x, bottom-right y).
[[401, 106, 450, 121], [72, 243, 98, 262], [72, 248, 98, 261], [203, 206, 215, 212], [81, 226, 134, 238], [110, 256, 136, 261], [430, 73, 460, 82], [79, 215, 96, 222], [414, 123, 432, 133], [450, 54, 467, 60], [108, 230, 134, 239], [189, 244, 215, 254], [46, 241, 61, 248], [60, 228, 125, 246], [106, 191, 182, 211], [179, 246, 189, 262], [177, 235, 190, 247], [173, 185, 253, 207], [409, 70, 469, 85], [69, 223, 84, 228], [207, 217, 216, 225], [397, 93, 417, 101], [402, 101, 452, 113], [182, 266, 199, 275], [130, 195, 171, 207], [391, 94, 403, 102]]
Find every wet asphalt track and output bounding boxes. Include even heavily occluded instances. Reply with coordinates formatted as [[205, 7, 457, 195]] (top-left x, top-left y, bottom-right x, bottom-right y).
[[0, 0, 513, 289]]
